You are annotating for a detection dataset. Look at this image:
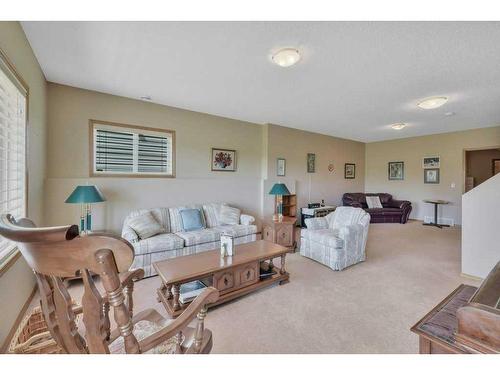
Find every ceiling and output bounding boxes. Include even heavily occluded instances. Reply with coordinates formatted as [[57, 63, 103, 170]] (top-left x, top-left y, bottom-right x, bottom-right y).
[[22, 21, 500, 142]]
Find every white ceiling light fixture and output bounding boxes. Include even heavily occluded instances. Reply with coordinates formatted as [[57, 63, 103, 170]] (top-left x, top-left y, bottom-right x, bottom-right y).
[[391, 123, 406, 130], [417, 96, 448, 109], [271, 48, 301, 67], [140, 95, 152, 101]]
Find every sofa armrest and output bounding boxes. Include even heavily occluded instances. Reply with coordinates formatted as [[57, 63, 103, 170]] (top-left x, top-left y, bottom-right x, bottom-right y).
[[388, 199, 411, 209], [304, 217, 328, 230], [240, 214, 255, 226], [122, 226, 139, 244], [337, 224, 363, 239]]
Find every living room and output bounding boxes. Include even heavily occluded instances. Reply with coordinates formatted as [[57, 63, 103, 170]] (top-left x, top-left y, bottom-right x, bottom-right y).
[[1, 1, 499, 372]]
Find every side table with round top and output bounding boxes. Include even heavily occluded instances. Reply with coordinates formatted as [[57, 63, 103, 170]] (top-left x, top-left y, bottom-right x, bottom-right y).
[[423, 200, 450, 228]]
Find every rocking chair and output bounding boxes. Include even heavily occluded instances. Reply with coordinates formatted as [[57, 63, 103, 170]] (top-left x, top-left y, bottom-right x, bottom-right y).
[[0, 214, 219, 354]]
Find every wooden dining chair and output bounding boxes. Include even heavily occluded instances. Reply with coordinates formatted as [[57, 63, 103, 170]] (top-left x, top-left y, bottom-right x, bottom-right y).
[[0, 214, 219, 354]]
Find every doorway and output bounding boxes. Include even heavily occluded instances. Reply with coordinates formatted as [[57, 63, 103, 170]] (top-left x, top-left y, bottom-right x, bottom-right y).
[[464, 148, 500, 192]]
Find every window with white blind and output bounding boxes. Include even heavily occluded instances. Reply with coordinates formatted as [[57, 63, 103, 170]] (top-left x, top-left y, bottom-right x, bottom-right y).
[[0, 52, 28, 264], [90, 120, 175, 177]]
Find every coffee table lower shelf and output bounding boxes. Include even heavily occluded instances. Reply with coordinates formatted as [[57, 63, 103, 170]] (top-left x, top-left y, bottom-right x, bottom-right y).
[[157, 270, 289, 318]]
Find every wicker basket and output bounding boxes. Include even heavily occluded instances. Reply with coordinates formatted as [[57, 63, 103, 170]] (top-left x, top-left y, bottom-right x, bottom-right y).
[[8, 306, 63, 354]]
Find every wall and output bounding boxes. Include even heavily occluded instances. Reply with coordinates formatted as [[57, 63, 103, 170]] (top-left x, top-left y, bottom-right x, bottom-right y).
[[466, 148, 500, 187], [45, 83, 265, 233], [462, 173, 500, 278], [264, 124, 365, 217], [0, 22, 47, 348], [365, 127, 500, 225]]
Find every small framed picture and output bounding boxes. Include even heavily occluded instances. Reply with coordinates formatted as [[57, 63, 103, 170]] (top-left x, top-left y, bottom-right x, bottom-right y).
[[424, 168, 440, 184], [388, 161, 404, 180], [211, 148, 236, 172], [344, 163, 355, 179], [307, 153, 316, 173], [277, 158, 286, 176], [423, 156, 440, 169]]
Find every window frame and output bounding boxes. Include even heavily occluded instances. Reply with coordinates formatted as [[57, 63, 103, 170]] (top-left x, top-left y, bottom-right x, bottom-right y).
[[0, 48, 29, 273], [89, 119, 176, 178]]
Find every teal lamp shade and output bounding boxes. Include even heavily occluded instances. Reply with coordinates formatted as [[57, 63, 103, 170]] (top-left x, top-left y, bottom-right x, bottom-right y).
[[268, 183, 291, 196], [65, 185, 106, 204], [65, 185, 106, 232], [269, 183, 290, 219]]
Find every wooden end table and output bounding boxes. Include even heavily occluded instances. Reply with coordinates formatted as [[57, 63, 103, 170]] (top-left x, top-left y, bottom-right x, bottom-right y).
[[262, 216, 297, 250], [153, 240, 291, 318]]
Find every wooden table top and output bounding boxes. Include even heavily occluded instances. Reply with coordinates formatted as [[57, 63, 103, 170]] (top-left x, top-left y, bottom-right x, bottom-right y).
[[153, 240, 289, 285], [265, 216, 297, 226], [423, 199, 450, 204]]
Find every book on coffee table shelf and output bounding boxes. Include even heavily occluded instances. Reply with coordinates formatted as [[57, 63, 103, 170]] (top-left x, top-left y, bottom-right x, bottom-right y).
[[259, 260, 277, 280], [179, 280, 207, 304]]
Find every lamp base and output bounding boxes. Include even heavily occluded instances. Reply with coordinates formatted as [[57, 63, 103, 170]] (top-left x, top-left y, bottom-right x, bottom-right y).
[[273, 213, 283, 222]]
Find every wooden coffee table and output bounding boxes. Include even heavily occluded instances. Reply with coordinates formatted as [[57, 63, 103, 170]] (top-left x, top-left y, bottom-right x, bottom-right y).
[[154, 240, 291, 317]]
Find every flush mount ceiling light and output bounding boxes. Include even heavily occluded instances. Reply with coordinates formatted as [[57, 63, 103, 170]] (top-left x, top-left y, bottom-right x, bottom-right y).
[[140, 95, 152, 101], [271, 48, 301, 67], [417, 96, 448, 109], [391, 123, 406, 130]]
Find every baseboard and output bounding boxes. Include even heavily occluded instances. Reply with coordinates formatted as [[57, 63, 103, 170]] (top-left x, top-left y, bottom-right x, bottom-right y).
[[460, 272, 483, 282], [0, 284, 37, 353], [423, 216, 455, 226]]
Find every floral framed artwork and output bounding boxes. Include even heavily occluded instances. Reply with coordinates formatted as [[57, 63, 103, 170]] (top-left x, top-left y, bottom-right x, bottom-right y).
[[307, 153, 316, 173], [424, 168, 440, 184], [277, 158, 286, 176], [344, 163, 355, 179], [211, 148, 236, 172], [388, 161, 404, 180]]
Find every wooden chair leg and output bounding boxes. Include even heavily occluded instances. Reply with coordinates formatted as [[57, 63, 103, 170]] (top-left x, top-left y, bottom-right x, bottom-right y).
[[193, 306, 208, 353]]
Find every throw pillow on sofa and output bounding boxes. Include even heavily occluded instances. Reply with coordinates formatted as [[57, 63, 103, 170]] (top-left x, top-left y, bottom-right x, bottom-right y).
[[219, 205, 241, 225], [128, 211, 164, 239], [179, 208, 206, 231], [366, 196, 383, 209]]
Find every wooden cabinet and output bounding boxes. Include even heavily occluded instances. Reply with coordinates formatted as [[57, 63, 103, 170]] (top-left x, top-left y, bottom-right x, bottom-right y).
[[263, 216, 297, 250], [277, 194, 297, 217], [213, 270, 235, 292], [213, 261, 259, 294], [235, 262, 259, 287]]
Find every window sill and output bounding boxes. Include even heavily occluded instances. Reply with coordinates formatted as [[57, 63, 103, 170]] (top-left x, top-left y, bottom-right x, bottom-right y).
[[0, 249, 22, 278]]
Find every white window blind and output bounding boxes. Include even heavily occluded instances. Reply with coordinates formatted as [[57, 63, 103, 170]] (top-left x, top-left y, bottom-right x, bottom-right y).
[[0, 56, 27, 263], [92, 121, 174, 177]]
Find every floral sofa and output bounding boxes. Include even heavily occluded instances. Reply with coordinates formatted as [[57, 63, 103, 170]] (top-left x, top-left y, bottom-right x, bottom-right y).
[[121, 203, 260, 277]]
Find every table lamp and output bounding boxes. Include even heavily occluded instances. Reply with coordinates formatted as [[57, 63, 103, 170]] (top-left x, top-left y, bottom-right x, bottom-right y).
[[65, 185, 106, 233], [269, 183, 290, 222]]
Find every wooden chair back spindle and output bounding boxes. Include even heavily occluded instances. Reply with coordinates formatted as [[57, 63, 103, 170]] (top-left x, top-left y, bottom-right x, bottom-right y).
[[0, 214, 135, 354], [0, 214, 219, 354]]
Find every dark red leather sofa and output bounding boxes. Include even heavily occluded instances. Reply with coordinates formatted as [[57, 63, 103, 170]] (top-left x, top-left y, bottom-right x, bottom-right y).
[[342, 193, 412, 224]]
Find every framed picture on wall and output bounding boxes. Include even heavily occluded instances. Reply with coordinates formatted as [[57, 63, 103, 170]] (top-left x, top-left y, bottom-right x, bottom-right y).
[[307, 153, 316, 173], [344, 163, 355, 179], [424, 168, 440, 184], [277, 158, 286, 176], [388, 161, 404, 180], [211, 148, 237, 172], [423, 156, 440, 169]]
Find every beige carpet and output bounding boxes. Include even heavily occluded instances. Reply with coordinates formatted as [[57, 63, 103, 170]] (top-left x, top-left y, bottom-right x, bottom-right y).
[[34, 220, 481, 353], [115, 220, 480, 353]]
